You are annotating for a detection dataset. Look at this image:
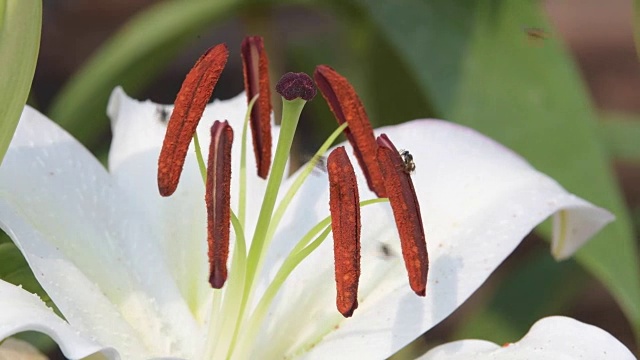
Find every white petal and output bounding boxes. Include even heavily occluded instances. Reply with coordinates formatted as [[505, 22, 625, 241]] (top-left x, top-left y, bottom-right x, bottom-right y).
[[0, 280, 116, 359], [420, 316, 635, 360], [107, 89, 277, 318], [253, 120, 613, 359], [0, 107, 200, 358]]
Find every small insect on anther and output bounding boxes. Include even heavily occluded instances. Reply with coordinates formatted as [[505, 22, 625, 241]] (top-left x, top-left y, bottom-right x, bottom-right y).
[[156, 105, 171, 123], [399, 149, 415, 174]]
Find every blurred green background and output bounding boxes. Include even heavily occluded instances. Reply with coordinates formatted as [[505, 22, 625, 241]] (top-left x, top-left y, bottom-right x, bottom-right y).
[[1, 0, 640, 358]]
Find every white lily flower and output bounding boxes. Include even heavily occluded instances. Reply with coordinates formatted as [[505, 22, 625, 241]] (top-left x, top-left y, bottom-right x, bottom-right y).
[[0, 86, 615, 360], [420, 316, 636, 360]]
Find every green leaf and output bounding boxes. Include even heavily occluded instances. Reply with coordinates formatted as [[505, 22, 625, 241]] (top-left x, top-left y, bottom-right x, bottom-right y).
[[0, 0, 41, 165], [354, 0, 640, 341], [600, 113, 640, 161], [48, 0, 239, 147]]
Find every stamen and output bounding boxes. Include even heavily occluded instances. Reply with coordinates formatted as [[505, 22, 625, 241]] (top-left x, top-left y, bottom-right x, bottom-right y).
[[241, 36, 272, 179], [206, 120, 234, 289], [314, 65, 387, 197], [327, 146, 361, 317], [376, 134, 428, 296], [158, 43, 229, 196]]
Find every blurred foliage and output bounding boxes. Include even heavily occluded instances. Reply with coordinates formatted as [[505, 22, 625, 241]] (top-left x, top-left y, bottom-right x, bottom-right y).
[[1, 0, 639, 356], [600, 113, 640, 161], [49, 0, 241, 148], [0, 0, 41, 165], [635, 0, 640, 60]]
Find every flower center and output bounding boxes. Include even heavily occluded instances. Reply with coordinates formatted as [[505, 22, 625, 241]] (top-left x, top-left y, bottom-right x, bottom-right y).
[[156, 37, 428, 359]]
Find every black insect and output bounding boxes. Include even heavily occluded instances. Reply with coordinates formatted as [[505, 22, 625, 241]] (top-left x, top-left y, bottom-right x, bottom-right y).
[[156, 106, 171, 123], [379, 243, 394, 259], [313, 155, 327, 173], [399, 149, 415, 174], [303, 154, 327, 174]]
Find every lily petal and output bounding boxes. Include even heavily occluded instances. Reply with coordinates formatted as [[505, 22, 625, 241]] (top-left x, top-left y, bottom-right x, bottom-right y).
[[0, 280, 113, 359], [107, 89, 278, 317], [419, 316, 635, 359], [257, 120, 613, 359], [0, 107, 199, 359]]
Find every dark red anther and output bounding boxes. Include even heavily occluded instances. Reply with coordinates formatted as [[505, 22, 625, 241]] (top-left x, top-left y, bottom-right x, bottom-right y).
[[241, 36, 272, 179], [376, 134, 428, 296], [327, 146, 361, 317], [158, 43, 229, 197], [314, 65, 386, 198], [206, 121, 234, 289]]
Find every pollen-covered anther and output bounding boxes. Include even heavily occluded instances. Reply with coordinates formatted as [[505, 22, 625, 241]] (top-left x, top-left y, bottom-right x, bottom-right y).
[[206, 121, 234, 289], [158, 43, 229, 196], [241, 36, 272, 179], [314, 65, 387, 198], [275, 72, 316, 101], [376, 134, 428, 296], [327, 146, 361, 317]]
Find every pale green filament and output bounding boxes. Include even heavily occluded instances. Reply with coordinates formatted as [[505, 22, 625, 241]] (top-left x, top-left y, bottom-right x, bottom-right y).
[[263, 122, 349, 257], [231, 198, 388, 360], [192, 117, 249, 359], [206, 211, 247, 359], [239, 95, 259, 228], [193, 131, 207, 183]]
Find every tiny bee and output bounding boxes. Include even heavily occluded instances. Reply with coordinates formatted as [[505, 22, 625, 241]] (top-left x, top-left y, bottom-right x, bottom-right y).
[[155, 105, 171, 123], [399, 149, 415, 174]]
